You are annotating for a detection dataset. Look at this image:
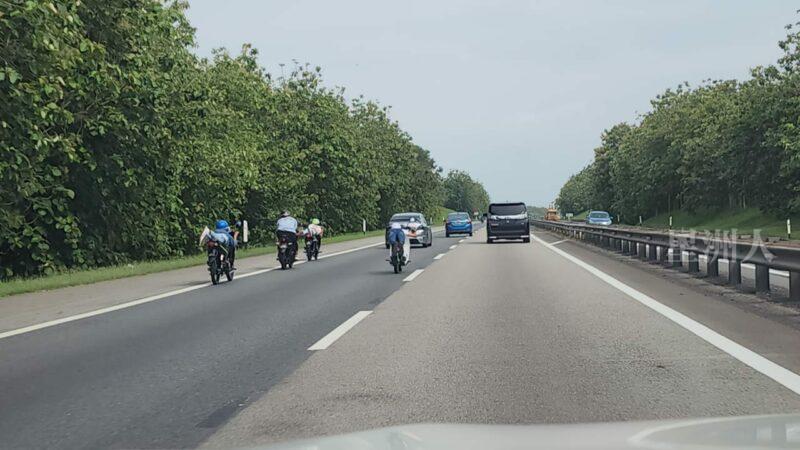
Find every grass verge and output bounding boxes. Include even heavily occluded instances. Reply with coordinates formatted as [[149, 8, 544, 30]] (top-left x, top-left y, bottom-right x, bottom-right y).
[[431, 206, 456, 225], [572, 210, 590, 221], [0, 228, 387, 299], [641, 208, 798, 240]]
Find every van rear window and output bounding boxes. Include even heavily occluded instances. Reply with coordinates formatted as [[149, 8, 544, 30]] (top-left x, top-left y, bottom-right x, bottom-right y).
[[489, 204, 526, 215]]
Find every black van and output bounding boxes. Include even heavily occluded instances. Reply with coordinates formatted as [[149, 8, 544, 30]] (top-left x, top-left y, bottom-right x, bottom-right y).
[[486, 202, 530, 243]]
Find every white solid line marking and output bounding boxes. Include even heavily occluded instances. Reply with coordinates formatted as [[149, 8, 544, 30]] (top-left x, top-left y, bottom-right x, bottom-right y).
[[551, 239, 568, 245], [0, 283, 212, 341], [533, 235, 800, 396], [0, 241, 385, 341], [308, 311, 372, 351], [449, 244, 457, 250], [434, 253, 445, 260], [403, 269, 424, 282]]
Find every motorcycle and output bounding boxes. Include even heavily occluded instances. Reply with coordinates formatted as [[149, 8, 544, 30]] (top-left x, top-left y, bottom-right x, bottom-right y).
[[389, 240, 405, 274], [304, 232, 320, 261], [200, 227, 233, 285], [277, 233, 297, 270]]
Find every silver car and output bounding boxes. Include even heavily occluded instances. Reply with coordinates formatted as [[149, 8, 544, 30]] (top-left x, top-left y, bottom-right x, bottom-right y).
[[385, 212, 433, 248]]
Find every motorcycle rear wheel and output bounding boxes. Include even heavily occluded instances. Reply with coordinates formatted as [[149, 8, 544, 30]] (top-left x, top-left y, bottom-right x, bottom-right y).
[[210, 259, 220, 285]]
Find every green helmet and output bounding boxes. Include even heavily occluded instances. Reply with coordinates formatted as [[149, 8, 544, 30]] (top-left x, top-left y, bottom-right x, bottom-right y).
[[311, 218, 320, 225]]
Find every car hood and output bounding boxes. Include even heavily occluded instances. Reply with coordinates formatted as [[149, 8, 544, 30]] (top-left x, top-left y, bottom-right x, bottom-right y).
[[258, 415, 800, 449]]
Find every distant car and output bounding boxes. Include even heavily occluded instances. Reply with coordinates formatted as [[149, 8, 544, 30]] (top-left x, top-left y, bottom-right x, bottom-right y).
[[586, 210, 613, 226], [445, 212, 473, 237], [385, 212, 433, 248], [486, 202, 530, 243]]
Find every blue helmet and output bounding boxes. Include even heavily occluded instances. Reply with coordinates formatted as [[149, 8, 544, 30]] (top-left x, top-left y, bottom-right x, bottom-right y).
[[215, 219, 229, 231]]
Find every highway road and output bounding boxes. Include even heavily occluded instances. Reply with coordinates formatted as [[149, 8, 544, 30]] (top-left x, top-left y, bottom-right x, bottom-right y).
[[0, 228, 460, 449], [2, 225, 800, 449]]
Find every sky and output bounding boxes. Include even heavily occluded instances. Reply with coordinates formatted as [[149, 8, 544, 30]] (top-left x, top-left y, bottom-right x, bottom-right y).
[[186, 0, 796, 207]]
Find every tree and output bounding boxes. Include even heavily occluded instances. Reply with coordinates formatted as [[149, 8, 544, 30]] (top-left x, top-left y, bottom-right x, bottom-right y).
[[443, 170, 490, 214]]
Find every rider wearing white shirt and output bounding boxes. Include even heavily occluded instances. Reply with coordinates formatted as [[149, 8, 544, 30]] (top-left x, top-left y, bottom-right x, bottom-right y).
[[276, 211, 299, 256]]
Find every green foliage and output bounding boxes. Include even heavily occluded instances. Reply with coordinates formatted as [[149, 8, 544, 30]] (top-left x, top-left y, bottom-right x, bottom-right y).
[[556, 18, 800, 225], [0, 0, 451, 278], [442, 170, 490, 215]]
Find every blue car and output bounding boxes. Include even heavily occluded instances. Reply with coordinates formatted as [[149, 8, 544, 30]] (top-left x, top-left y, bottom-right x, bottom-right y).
[[445, 212, 473, 237], [586, 210, 613, 226]]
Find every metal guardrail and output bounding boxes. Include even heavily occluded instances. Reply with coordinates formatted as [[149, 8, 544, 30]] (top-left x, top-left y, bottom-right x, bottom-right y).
[[531, 219, 800, 302]]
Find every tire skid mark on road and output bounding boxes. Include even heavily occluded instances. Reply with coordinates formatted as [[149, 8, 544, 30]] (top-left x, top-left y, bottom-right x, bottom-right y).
[[533, 234, 800, 397]]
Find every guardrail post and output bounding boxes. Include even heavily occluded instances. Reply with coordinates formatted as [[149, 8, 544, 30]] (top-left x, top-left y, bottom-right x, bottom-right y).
[[639, 242, 648, 260], [754, 264, 770, 293], [791, 272, 800, 302], [728, 259, 741, 285], [670, 247, 682, 268], [659, 246, 669, 264], [648, 244, 657, 261], [706, 254, 719, 277], [687, 252, 700, 273]]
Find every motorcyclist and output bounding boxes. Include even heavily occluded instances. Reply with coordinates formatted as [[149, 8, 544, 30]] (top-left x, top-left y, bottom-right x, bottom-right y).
[[387, 222, 410, 264], [276, 211, 299, 258], [209, 219, 237, 269], [306, 218, 324, 253]]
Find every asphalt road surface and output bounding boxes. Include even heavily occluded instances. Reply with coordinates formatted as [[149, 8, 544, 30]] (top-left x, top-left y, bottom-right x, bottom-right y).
[[0, 228, 463, 449], [3, 224, 800, 449]]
